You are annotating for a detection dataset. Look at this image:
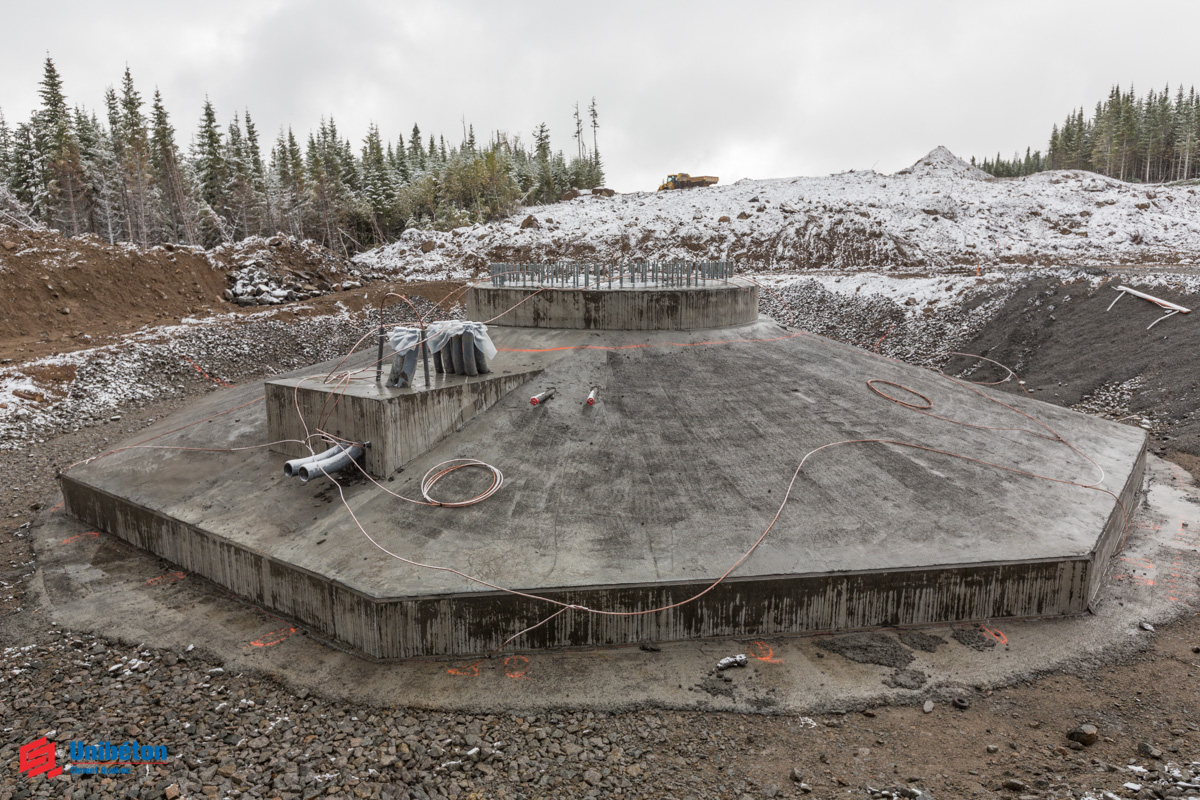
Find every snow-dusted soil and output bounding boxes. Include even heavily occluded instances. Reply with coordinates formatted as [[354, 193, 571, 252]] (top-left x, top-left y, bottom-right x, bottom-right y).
[[356, 147, 1200, 279], [0, 301, 447, 450]]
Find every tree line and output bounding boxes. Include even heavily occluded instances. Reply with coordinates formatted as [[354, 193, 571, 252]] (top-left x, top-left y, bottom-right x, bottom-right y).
[[974, 84, 1200, 183], [0, 57, 606, 253]]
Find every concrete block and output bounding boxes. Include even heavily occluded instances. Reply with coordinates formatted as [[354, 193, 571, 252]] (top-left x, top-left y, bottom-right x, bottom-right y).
[[265, 368, 541, 477], [467, 284, 759, 330]]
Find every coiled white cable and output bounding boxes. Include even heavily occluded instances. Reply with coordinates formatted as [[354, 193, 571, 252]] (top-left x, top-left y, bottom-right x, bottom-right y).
[[420, 458, 505, 507]]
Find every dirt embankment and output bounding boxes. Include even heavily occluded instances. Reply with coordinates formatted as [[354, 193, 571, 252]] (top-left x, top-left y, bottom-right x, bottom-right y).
[[0, 225, 458, 366], [758, 267, 1198, 478], [0, 227, 226, 356], [956, 274, 1199, 464]]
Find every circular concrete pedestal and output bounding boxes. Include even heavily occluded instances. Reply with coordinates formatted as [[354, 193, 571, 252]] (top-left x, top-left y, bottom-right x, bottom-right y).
[[466, 283, 759, 330]]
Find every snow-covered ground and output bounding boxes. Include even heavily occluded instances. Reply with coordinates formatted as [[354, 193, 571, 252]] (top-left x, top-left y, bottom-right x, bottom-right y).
[[0, 306, 368, 449], [356, 146, 1200, 279]]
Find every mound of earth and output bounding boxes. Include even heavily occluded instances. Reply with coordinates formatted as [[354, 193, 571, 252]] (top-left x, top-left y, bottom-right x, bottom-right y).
[[955, 271, 1200, 467], [0, 226, 375, 364], [0, 225, 225, 350], [896, 144, 993, 181], [356, 146, 1200, 279]]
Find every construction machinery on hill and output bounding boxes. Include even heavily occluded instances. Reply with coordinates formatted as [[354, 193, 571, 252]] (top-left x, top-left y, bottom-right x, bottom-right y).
[[657, 173, 719, 191]]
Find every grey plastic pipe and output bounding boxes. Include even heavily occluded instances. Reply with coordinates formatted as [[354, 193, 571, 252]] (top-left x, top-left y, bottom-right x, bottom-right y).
[[298, 444, 365, 483], [461, 331, 479, 376], [283, 445, 345, 478]]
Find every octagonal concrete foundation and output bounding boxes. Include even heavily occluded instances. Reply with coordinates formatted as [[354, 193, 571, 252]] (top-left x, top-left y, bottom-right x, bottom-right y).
[[59, 311, 1146, 659]]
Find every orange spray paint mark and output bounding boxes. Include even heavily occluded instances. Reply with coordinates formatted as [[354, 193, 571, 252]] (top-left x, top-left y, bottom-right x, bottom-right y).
[[504, 655, 531, 679], [60, 532, 99, 545], [182, 355, 234, 387], [145, 571, 186, 586], [447, 662, 480, 677], [250, 627, 295, 647], [980, 625, 1007, 645], [751, 641, 783, 664]]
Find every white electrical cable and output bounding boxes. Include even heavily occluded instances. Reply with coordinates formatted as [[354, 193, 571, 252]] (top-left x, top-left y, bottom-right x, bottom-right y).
[[420, 459, 505, 507]]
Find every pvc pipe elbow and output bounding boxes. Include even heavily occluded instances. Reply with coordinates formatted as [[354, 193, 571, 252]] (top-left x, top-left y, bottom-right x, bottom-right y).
[[283, 444, 346, 478]]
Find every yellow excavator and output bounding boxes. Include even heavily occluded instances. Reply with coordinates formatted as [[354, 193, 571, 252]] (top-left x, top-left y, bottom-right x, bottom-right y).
[[657, 173, 719, 191]]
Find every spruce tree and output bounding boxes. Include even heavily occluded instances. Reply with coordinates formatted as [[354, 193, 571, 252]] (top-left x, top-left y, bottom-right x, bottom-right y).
[[149, 90, 196, 245], [7, 121, 42, 212], [37, 56, 88, 234], [361, 122, 397, 242], [393, 132, 409, 182], [572, 102, 583, 161], [225, 112, 257, 238], [0, 109, 11, 185], [193, 98, 229, 243], [74, 108, 122, 243], [409, 123, 424, 172], [269, 127, 307, 237], [588, 97, 604, 187], [118, 67, 154, 244]]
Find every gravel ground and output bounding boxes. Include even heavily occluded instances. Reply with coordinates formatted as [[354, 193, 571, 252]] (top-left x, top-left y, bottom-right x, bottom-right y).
[[1, 614, 1199, 799], [2, 275, 1200, 798]]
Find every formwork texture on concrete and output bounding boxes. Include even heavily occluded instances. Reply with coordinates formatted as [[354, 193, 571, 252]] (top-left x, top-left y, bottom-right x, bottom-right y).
[[60, 319, 1146, 659], [466, 283, 760, 329], [265, 368, 541, 477]]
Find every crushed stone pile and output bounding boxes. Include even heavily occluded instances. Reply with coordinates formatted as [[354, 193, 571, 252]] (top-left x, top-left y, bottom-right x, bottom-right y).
[[756, 270, 1016, 367], [206, 235, 373, 306]]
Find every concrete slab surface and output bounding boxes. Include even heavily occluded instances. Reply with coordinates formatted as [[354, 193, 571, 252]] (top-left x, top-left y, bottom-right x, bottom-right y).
[[32, 457, 1199, 715], [60, 318, 1147, 657]]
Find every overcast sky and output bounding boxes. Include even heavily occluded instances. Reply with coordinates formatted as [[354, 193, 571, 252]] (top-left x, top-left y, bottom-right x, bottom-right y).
[[3, 1, 1199, 192]]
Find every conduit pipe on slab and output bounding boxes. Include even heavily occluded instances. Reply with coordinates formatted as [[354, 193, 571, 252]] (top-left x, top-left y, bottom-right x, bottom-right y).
[[298, 444, 366, 483], [283, 445, 347, 478]]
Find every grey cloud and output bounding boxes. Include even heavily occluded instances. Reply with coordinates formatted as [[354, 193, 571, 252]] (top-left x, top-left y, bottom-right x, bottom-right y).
[[2, 0, 1199, 191]]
